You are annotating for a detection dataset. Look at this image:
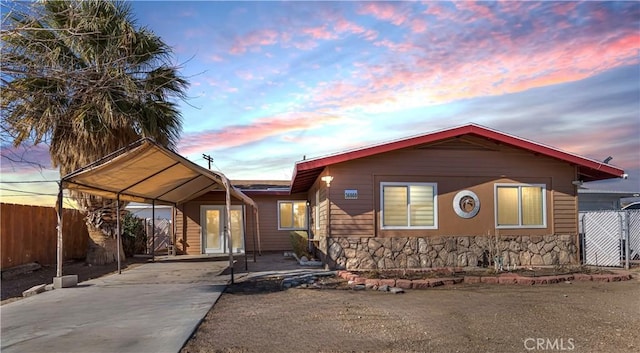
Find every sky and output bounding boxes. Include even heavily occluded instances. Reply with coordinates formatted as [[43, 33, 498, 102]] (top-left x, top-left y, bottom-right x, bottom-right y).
[[1, 0, 639, 207]]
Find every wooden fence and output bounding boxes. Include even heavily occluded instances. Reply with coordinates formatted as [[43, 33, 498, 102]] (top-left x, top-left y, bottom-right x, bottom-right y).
[[1, 203, 88, 269]]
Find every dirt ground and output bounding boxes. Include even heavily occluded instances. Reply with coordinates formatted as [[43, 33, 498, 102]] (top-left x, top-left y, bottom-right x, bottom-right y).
[[0, 257, 148, 304], [182, 277, 640, 353]]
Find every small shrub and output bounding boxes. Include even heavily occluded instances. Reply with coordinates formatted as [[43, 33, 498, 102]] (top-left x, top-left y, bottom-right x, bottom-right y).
[[289, 231, 311, 259], [121, 212, 147, 257]]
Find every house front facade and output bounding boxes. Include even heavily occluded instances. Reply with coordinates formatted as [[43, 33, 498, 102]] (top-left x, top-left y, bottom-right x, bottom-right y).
[[174, 124, 625, 270]]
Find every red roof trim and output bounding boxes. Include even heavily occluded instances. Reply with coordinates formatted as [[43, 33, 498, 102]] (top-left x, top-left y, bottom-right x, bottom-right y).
[[290, 124, 624, 193]]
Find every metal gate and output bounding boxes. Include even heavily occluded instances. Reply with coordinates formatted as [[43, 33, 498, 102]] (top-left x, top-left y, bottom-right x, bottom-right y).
[[146, 218, 172, 254], [580, 210, 640, 268]]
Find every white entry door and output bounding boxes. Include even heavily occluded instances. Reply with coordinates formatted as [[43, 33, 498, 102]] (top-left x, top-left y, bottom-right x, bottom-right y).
[[201, 205, 245, 254]]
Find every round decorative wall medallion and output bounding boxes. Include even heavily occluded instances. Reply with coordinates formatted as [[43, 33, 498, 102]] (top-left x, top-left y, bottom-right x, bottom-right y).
[[453, 190, 480, 218]]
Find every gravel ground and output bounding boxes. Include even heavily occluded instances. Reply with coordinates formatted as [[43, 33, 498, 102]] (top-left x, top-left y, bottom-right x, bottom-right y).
[[181, 277, 640, 353], [1, 257, 148, 304]]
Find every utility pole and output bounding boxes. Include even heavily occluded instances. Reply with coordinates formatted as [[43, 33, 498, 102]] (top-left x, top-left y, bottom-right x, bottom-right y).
[[202, 154, 214, 170]]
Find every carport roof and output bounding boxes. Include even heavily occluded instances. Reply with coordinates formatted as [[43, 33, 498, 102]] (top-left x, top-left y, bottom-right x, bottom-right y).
[[62, 138, 256, 207]]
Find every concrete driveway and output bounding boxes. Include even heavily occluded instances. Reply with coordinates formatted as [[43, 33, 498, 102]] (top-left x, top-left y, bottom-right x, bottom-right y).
[[1, 259, 229, 353]]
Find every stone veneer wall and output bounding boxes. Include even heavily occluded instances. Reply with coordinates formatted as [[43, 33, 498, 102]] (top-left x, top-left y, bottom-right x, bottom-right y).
[[325, 235, 577, 270]]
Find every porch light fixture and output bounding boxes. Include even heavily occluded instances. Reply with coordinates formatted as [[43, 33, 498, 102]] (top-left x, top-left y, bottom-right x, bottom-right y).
[[321, 175, 334, 187]]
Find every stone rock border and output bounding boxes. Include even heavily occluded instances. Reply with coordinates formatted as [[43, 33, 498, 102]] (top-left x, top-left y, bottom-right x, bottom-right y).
[[337, 270, 634, 290]]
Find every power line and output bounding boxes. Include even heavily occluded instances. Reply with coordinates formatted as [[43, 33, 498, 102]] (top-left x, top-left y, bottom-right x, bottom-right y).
[[0, 180, 59, 184], [0, 187, 59, 196]]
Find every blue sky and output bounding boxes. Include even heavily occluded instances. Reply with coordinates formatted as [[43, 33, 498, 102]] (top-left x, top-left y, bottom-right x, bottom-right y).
[[1, 1, 639, 206]]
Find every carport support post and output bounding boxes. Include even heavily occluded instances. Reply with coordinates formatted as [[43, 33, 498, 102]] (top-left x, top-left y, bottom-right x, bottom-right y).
[[152, 200, 155, 262], [226, 184, 234, 283], [56, 182, 64, 278], [117, 195, 122, 274]]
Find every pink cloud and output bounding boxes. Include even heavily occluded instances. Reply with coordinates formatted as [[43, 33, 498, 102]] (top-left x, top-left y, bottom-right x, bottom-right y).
[[291, 39, 318, 51], [335, 18, 366, 34], [410, 18, 427, 33], [310, 30, 640, 115], [551, 1, 578, 16], [229, 29, 279, 55], [373, 39, 419, 53], [178, 113, 342, 154], [358, 2, 408, 26], [235, 70, 261, 81], [302, 25, 337, 40], [424, 3, 446, 17], [208, 54, 224, 62]]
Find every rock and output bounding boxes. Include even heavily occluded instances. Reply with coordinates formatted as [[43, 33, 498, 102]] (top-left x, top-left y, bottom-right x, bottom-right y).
[[431, 237, 445, 246], [457, 253, 468, 267], [418, 238, 429, 253], [300, 256, 309, 262], [368, 238, 382, 252], [328, 242, 343, 260], [475, 236, 488, 249], [374, 246, 385, 258], [530, 235, 543, 243], [377, 257, 394, 269], [543, 242, 555, 253], [467, 253, 478, 267], [45, 284, 54, 291], [389, 287, 405, 294], [444, 238, 457, 252], [438, 248, 448, 261], [359, 255, 377, 269], [344, 248, 356, 259], [445, 253, 457, 266], [346, 257, 359, 269], [353, 284, 366, 291], [378, 285, 390, 292], [419, 254, 432, 267], [458, 237, 470, 248], [528, 242, 538, 254], [408, 238, 418, 252], [407, 255, 421, 268], [531, 254, 544, 266], [392, 238, 408, 252], [396, 253, 407, 268], [22, 284, 46, 297], [542, 252, 557, 265]]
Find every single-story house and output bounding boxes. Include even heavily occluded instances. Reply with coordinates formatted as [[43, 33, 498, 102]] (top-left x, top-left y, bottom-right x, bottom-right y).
[[126, 202, 173, 219], [577, 189, 640, 211], [173, 124, 626, 269]]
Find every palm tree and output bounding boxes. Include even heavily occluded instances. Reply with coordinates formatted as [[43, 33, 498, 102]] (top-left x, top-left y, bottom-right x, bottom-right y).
[[1, 0, 188, 264]]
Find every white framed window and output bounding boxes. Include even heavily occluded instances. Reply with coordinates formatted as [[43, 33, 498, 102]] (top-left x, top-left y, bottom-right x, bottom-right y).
[[494, 183, 546, 228], [278, 200, 308, 230], [380, 182, 438, 229]]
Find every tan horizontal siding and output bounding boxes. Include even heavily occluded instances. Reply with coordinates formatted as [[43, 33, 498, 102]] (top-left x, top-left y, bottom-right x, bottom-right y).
[[316, 136, 577, 238], [554, 191, 577, 234]]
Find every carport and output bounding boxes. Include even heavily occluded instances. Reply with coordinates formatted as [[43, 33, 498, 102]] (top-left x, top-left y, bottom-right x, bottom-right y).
[[55, 138, 259, 283]]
